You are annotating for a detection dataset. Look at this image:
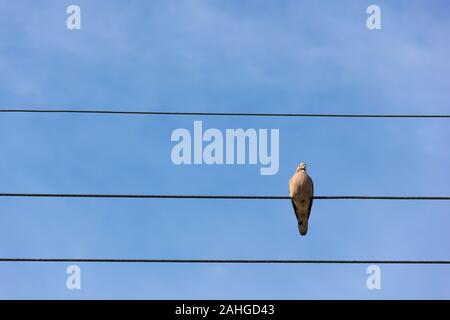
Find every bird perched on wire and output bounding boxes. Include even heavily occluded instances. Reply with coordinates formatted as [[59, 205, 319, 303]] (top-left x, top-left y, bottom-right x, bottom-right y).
[[289, 163, 314, 236]]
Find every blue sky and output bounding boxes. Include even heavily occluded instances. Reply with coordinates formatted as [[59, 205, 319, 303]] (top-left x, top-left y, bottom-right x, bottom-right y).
[[0, 0, 449, 299]]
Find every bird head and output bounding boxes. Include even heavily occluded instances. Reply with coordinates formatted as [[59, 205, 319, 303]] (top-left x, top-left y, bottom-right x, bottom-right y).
[[297, 163, 307, 171]]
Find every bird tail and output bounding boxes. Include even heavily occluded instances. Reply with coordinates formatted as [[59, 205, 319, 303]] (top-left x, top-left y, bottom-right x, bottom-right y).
[[292, 200, 309, 236], [298, 218, 308, 236]]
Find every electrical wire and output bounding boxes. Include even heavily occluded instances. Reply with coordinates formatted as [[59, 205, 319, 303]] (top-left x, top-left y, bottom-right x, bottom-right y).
[[0, 258, 449, 264], [1, 109, 450, 118], [0, 193, 449, 200]]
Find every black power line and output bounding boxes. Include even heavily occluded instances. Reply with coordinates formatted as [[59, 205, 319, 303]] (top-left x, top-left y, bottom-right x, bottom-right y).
[[1, 109, 450, 118], [0, 193, 449, 200], [0, 258, 449, 264]]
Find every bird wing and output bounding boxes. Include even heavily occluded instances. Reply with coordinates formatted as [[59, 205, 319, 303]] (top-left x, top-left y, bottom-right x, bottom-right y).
[[307, 178, 314, 219], [289, 175, 301, 222], [291, 199, 300, 221]]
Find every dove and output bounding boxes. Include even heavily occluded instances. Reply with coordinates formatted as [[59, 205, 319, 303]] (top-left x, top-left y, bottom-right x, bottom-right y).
[[288, 163, 314, 236]]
